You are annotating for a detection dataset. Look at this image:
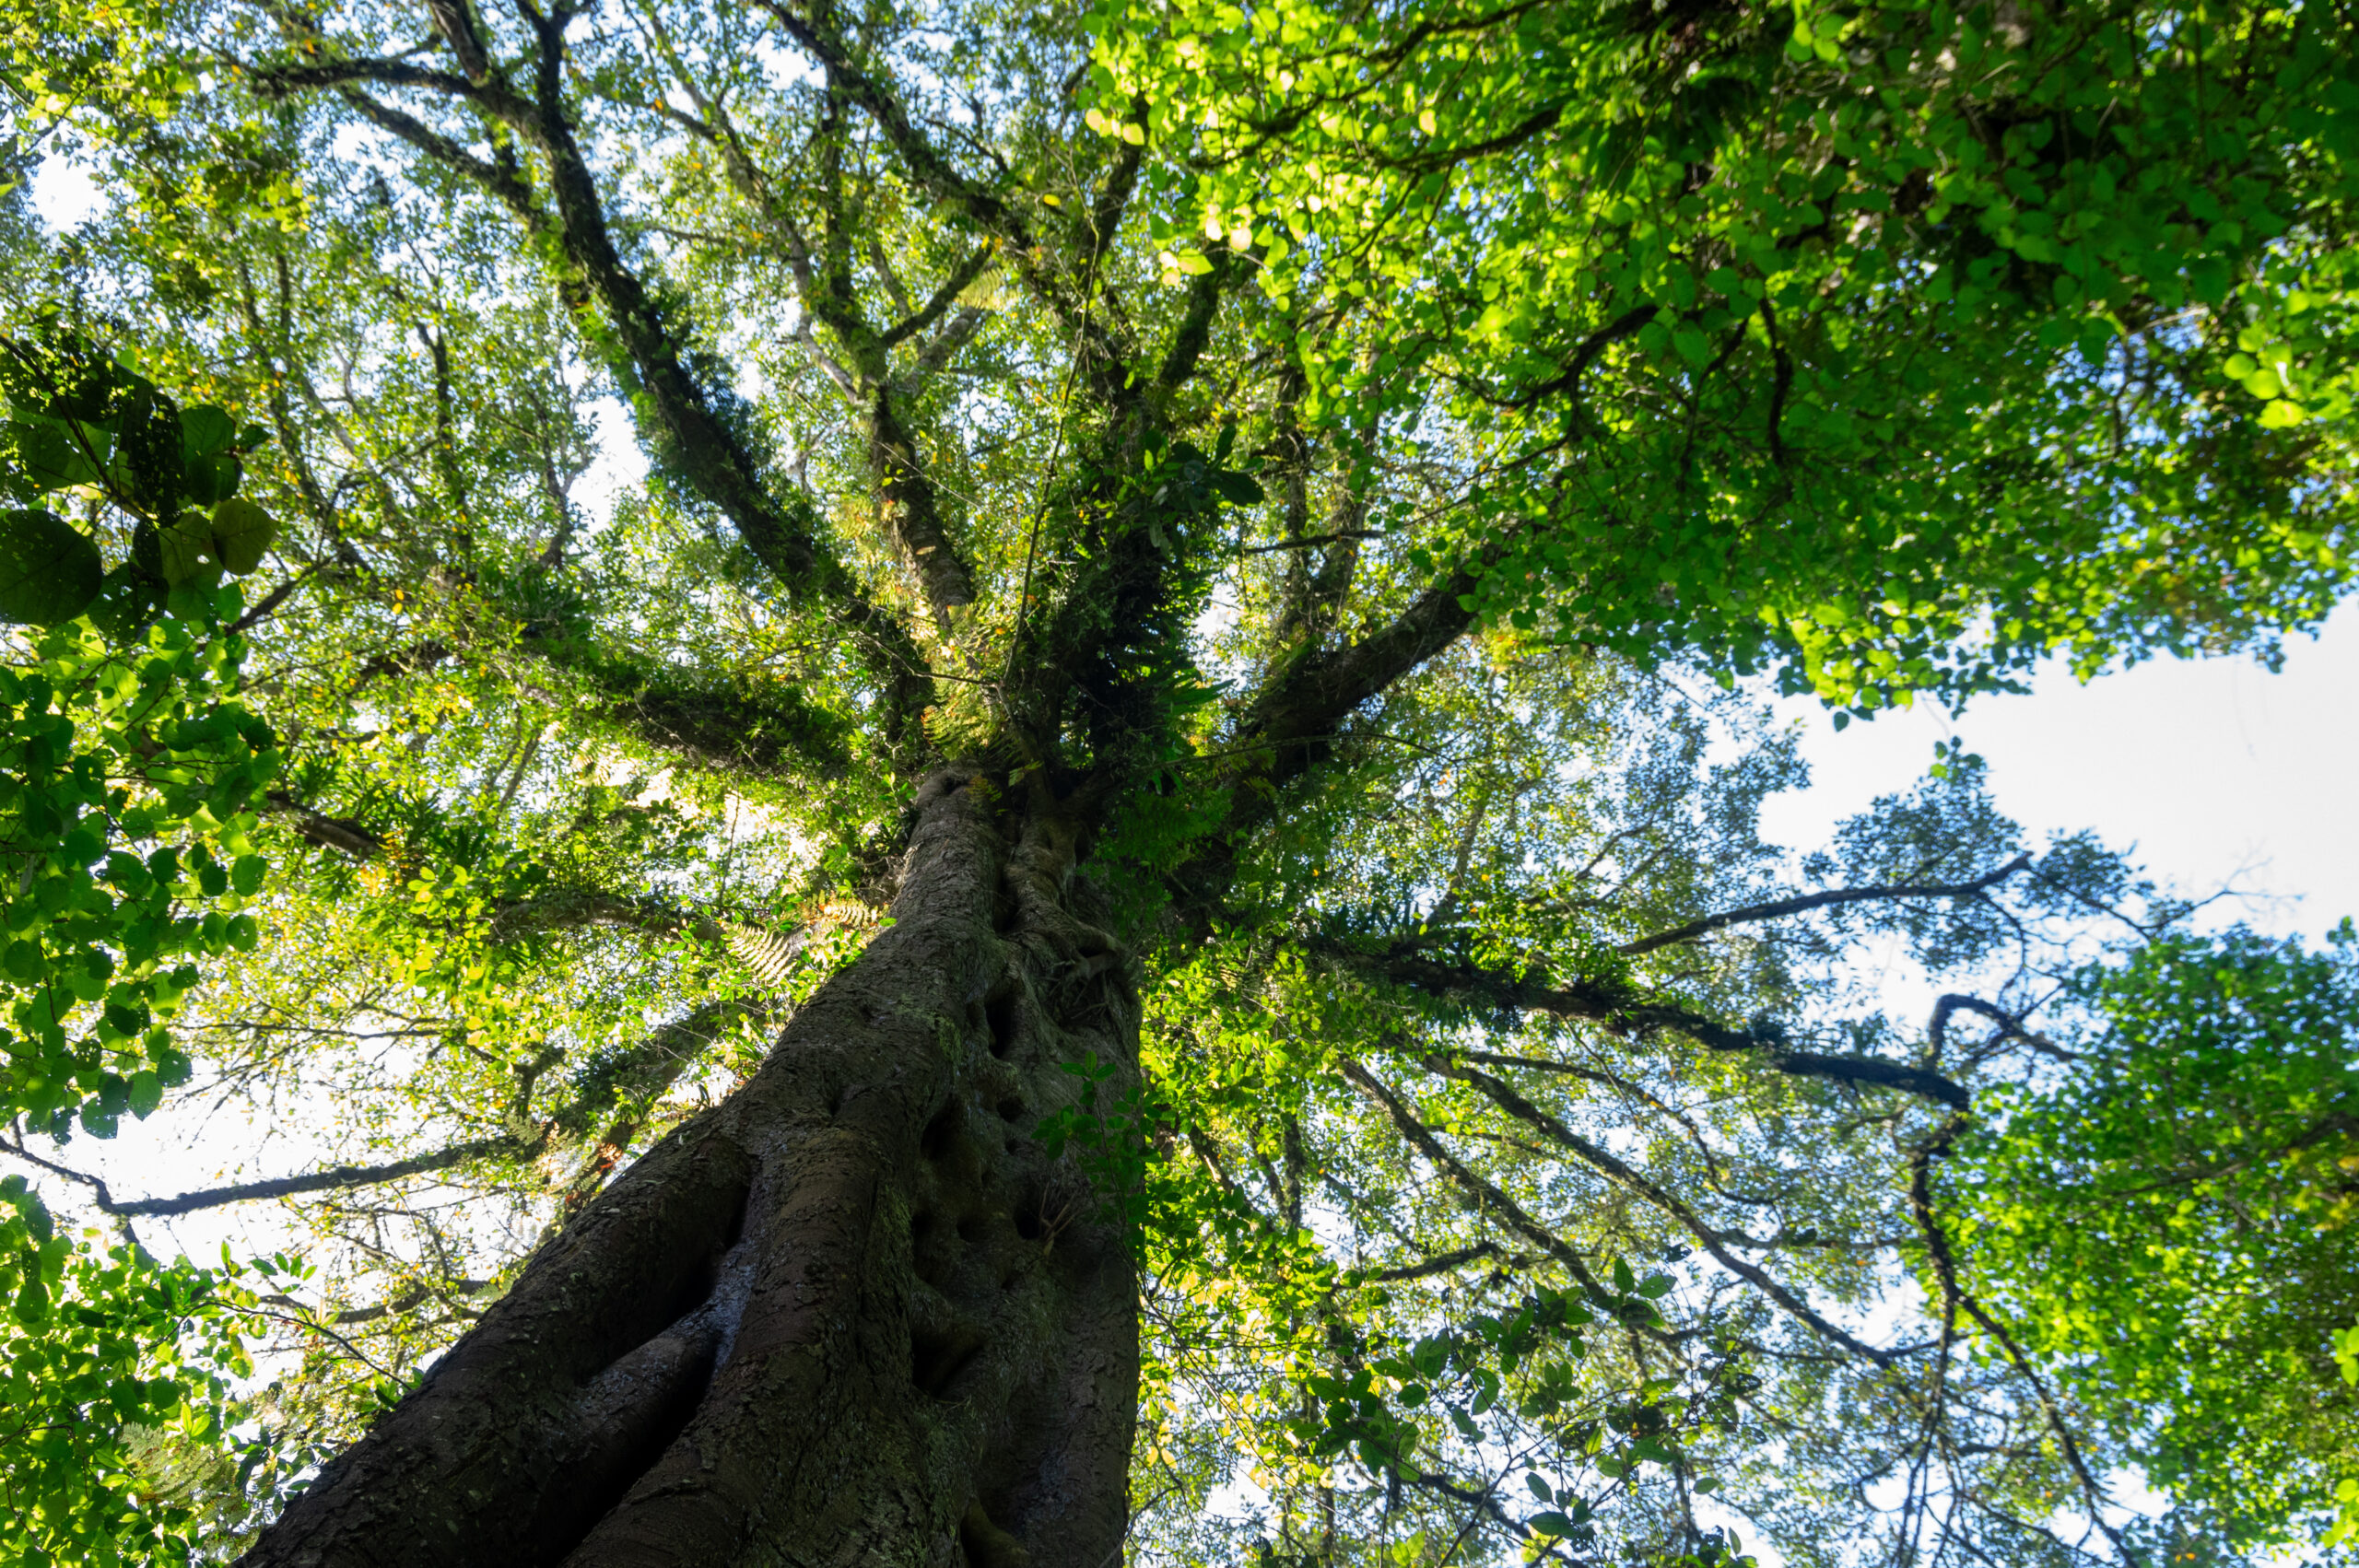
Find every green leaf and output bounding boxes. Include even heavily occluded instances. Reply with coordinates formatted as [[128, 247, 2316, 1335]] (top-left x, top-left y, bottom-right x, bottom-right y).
[[157, 509, 222, 586], [6, 420, 104, 488], [87, 563, 163, 640], [114, 387, 184, 518], [184, 450, 242, 506], [12, 1268, 48, 1325], [178, 404, 236, 458], [1, 333, 124, 423], [17, 1190, 52, 1246], [0, 508, 103, 625], [1213, 471, 1265, 505], [211, 497, 276, 576]]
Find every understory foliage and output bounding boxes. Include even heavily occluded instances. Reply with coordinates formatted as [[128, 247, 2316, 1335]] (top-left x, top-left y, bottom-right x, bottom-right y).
[[1, 0, 2356, 1561]]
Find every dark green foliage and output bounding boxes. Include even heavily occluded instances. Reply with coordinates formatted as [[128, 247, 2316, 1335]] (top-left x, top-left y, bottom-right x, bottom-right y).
[[0, 506, 101, 625]]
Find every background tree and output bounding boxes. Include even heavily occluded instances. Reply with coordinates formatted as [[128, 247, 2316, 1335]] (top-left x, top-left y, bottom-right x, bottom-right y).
[[2, 0, 2357, 1562], [1945, 923, 2359, 1556]]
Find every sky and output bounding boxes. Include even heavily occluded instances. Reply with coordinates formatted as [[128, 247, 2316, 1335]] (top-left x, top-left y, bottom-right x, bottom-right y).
[[1762, 600, 2359, 946]]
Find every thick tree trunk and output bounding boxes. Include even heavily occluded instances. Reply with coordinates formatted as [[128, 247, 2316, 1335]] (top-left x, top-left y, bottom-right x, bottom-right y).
[[239, 770, 1142, 1567]]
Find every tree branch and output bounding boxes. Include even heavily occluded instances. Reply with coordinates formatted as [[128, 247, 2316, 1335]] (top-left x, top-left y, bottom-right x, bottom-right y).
[[877, 243, 997, 349], [751, 0, 1137, 396], [1330, 938, 1971, 1108], [1359, 1240, 1512, 1282], [3, 1136, 529, 1220], [1340, 1059, 1664, 1333], [1426, 1055, 1893, 1362], [272, 27, 933, 706], [1233, 552, 1493, 793], [1621, 854, 2034, 957], [1907, 1116, 2145, 1567], [866, 382, 977, 618]]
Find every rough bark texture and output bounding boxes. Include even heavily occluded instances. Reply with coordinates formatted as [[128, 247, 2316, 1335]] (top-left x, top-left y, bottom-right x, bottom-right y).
[[238, 770, 1141, 1568]]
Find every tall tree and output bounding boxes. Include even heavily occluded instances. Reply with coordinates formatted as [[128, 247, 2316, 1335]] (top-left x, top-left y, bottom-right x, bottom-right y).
[[4, 0, 2358, 1562]]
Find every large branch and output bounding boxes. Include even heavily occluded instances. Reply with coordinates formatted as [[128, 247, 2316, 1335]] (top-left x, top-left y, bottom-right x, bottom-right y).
[[257, 56, 535, 124], [1236, 554, 1489, 792], [1154, 554, 1494, 921], [1154, 244, 1240, 394], [724, 83, 978, 619], [512, 19, 913, 644], [6, 1000, 751, 1221], [0, 1132, 528, 1221], [358, 631, 855, 781], [1620, 854, 2033, 957], [1332, 939, 1971, 1109], [552, 649, 858, 780], [264, 792, 383, 858], [109, 1141, 529, 1218], [878, 243, 997, 350], [867, 384, 977, 619], [267, 37, 933, 706], [331, 85, 543, 224]]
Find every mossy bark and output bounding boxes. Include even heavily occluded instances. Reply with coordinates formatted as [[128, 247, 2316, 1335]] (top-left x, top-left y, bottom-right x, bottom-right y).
[[237, 770, 1141, 1568]]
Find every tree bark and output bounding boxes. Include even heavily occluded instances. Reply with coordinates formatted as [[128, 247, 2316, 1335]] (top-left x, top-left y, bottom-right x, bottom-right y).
[[237, 769, 1142, 1568]]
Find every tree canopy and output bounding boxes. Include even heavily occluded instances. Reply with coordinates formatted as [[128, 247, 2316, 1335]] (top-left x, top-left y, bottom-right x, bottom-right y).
[[2, 0, 2357, 1562]]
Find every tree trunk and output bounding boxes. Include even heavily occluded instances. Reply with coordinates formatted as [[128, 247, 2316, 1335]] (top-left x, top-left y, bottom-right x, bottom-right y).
[[238, 770, 1142, 1568]]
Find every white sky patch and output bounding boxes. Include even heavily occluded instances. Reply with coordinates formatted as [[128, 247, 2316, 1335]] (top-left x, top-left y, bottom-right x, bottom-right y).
[[574, 395, 653, 524], [28, 151, 100, 230], [1202, 1470, 1273, 1525], [1756, 596, 2359, 943]]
